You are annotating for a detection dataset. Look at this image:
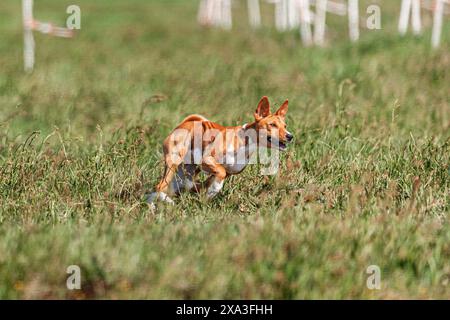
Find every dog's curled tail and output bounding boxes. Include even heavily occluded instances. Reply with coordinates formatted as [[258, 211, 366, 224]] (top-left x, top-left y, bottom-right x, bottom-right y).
[[180, 114, 209, 124]]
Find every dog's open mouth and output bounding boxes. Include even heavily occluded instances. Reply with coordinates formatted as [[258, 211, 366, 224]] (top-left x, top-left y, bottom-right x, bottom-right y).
[[267, 136, 287, 151]]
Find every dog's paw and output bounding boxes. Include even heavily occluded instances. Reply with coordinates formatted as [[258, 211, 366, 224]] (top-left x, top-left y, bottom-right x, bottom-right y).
[[145, 192, 175, 206], [206, 180, 224, 199], [147, 202, 157, 212]]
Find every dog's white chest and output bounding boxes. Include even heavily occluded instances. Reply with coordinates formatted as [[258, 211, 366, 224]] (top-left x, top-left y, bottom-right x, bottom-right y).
[[222, 144, 256, 174], [223, 162, 248, 174]]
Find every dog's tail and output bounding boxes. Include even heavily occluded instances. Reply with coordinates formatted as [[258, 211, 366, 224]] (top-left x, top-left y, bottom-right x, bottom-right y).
[[180, 114, 208, 124]]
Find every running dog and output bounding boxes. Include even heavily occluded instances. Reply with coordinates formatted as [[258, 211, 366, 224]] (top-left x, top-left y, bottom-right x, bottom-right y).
[[147, 96, 293, 205]]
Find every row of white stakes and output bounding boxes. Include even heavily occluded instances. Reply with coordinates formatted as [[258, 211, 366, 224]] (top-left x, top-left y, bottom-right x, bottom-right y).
[[21, 0, 448, 72], [22, 0, 74, 72], [199, 0, 363, 46], [399, 0, 449, 48], [198, 0, 449, 48]]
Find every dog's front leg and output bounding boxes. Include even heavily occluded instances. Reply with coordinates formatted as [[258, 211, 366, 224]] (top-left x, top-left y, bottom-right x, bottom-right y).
[[205, 176, 225, 199], [201, 156, 226, 199]]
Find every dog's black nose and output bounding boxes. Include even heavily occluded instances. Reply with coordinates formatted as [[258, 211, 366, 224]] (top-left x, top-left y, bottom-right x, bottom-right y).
[[286, 133, 294, 142]]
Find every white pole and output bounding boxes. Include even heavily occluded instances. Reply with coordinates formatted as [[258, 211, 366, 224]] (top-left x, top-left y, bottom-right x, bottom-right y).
[[399, 0, 412, 35], [314, 0, 327, 46], [22, 0, 35, 72], [222, 0, 232, 30], [248, 0, 261, 28], [275, 0, 288, 31], [348, 0, 359, 42], [411, 0, 422, 35], [432, 0, 445, 47], [287, 0, 299, 29], [213, 0, 222, 27], [205, 0, 215, 26], [298, 0, 313, 46]]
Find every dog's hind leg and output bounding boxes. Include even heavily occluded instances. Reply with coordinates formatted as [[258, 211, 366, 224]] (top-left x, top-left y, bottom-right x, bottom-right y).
[[172, 164, 199, 194], [147, 129, 191, 205]]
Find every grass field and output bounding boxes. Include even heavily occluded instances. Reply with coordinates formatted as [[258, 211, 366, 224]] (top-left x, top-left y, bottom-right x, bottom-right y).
[[0, 0, 449, 299]]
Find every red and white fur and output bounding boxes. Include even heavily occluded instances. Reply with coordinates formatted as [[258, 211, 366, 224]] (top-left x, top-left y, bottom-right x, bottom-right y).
[[147, 96, 293, 205]]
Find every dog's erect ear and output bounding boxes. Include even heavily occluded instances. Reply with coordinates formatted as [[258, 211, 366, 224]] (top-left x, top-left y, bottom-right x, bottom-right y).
[[254, 96, 271, 121], [274, 99, 288, 119]]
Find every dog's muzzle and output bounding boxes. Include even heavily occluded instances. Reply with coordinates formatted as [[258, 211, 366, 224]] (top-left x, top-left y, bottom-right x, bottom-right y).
[[286, 133, 294, 142], [267, 134, 293, 151]]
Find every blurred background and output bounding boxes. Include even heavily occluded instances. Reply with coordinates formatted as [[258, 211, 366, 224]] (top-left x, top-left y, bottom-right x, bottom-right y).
[[1, 0, 448, 140], [0, 1, 449, 299]]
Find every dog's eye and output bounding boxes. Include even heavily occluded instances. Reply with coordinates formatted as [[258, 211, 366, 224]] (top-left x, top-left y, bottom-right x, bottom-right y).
[[270, 123, 277, 127]]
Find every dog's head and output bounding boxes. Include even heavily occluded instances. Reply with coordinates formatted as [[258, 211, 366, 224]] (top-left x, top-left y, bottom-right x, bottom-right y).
[[253, 96, 293, 151]]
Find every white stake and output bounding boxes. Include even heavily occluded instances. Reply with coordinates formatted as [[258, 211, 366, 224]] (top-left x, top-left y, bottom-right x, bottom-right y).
[[212, 0, 222, 27], [411, 0, 422, 35], [348, 0, 359, 42], [275, 0, 288, 31], [204, 0, 215, 26], [432, 0, 445, 47], [314, 0, 327, 46], [298, 0, 313, 46], [399, 0, 412, 35], [398, 0, 422, 35], [21, 0, 74, 72], [248, 0, 261, 28], [287, 0, 299, 29], [22, 0, 35, 72], [222, 0, 232, 30]]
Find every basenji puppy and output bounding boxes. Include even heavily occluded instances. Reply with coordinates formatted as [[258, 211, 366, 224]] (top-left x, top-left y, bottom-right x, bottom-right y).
[[146, 96, 293, 205]]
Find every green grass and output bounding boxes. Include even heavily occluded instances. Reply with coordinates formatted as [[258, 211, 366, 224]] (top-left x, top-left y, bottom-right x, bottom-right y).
[[0, 0, 449, 299]]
